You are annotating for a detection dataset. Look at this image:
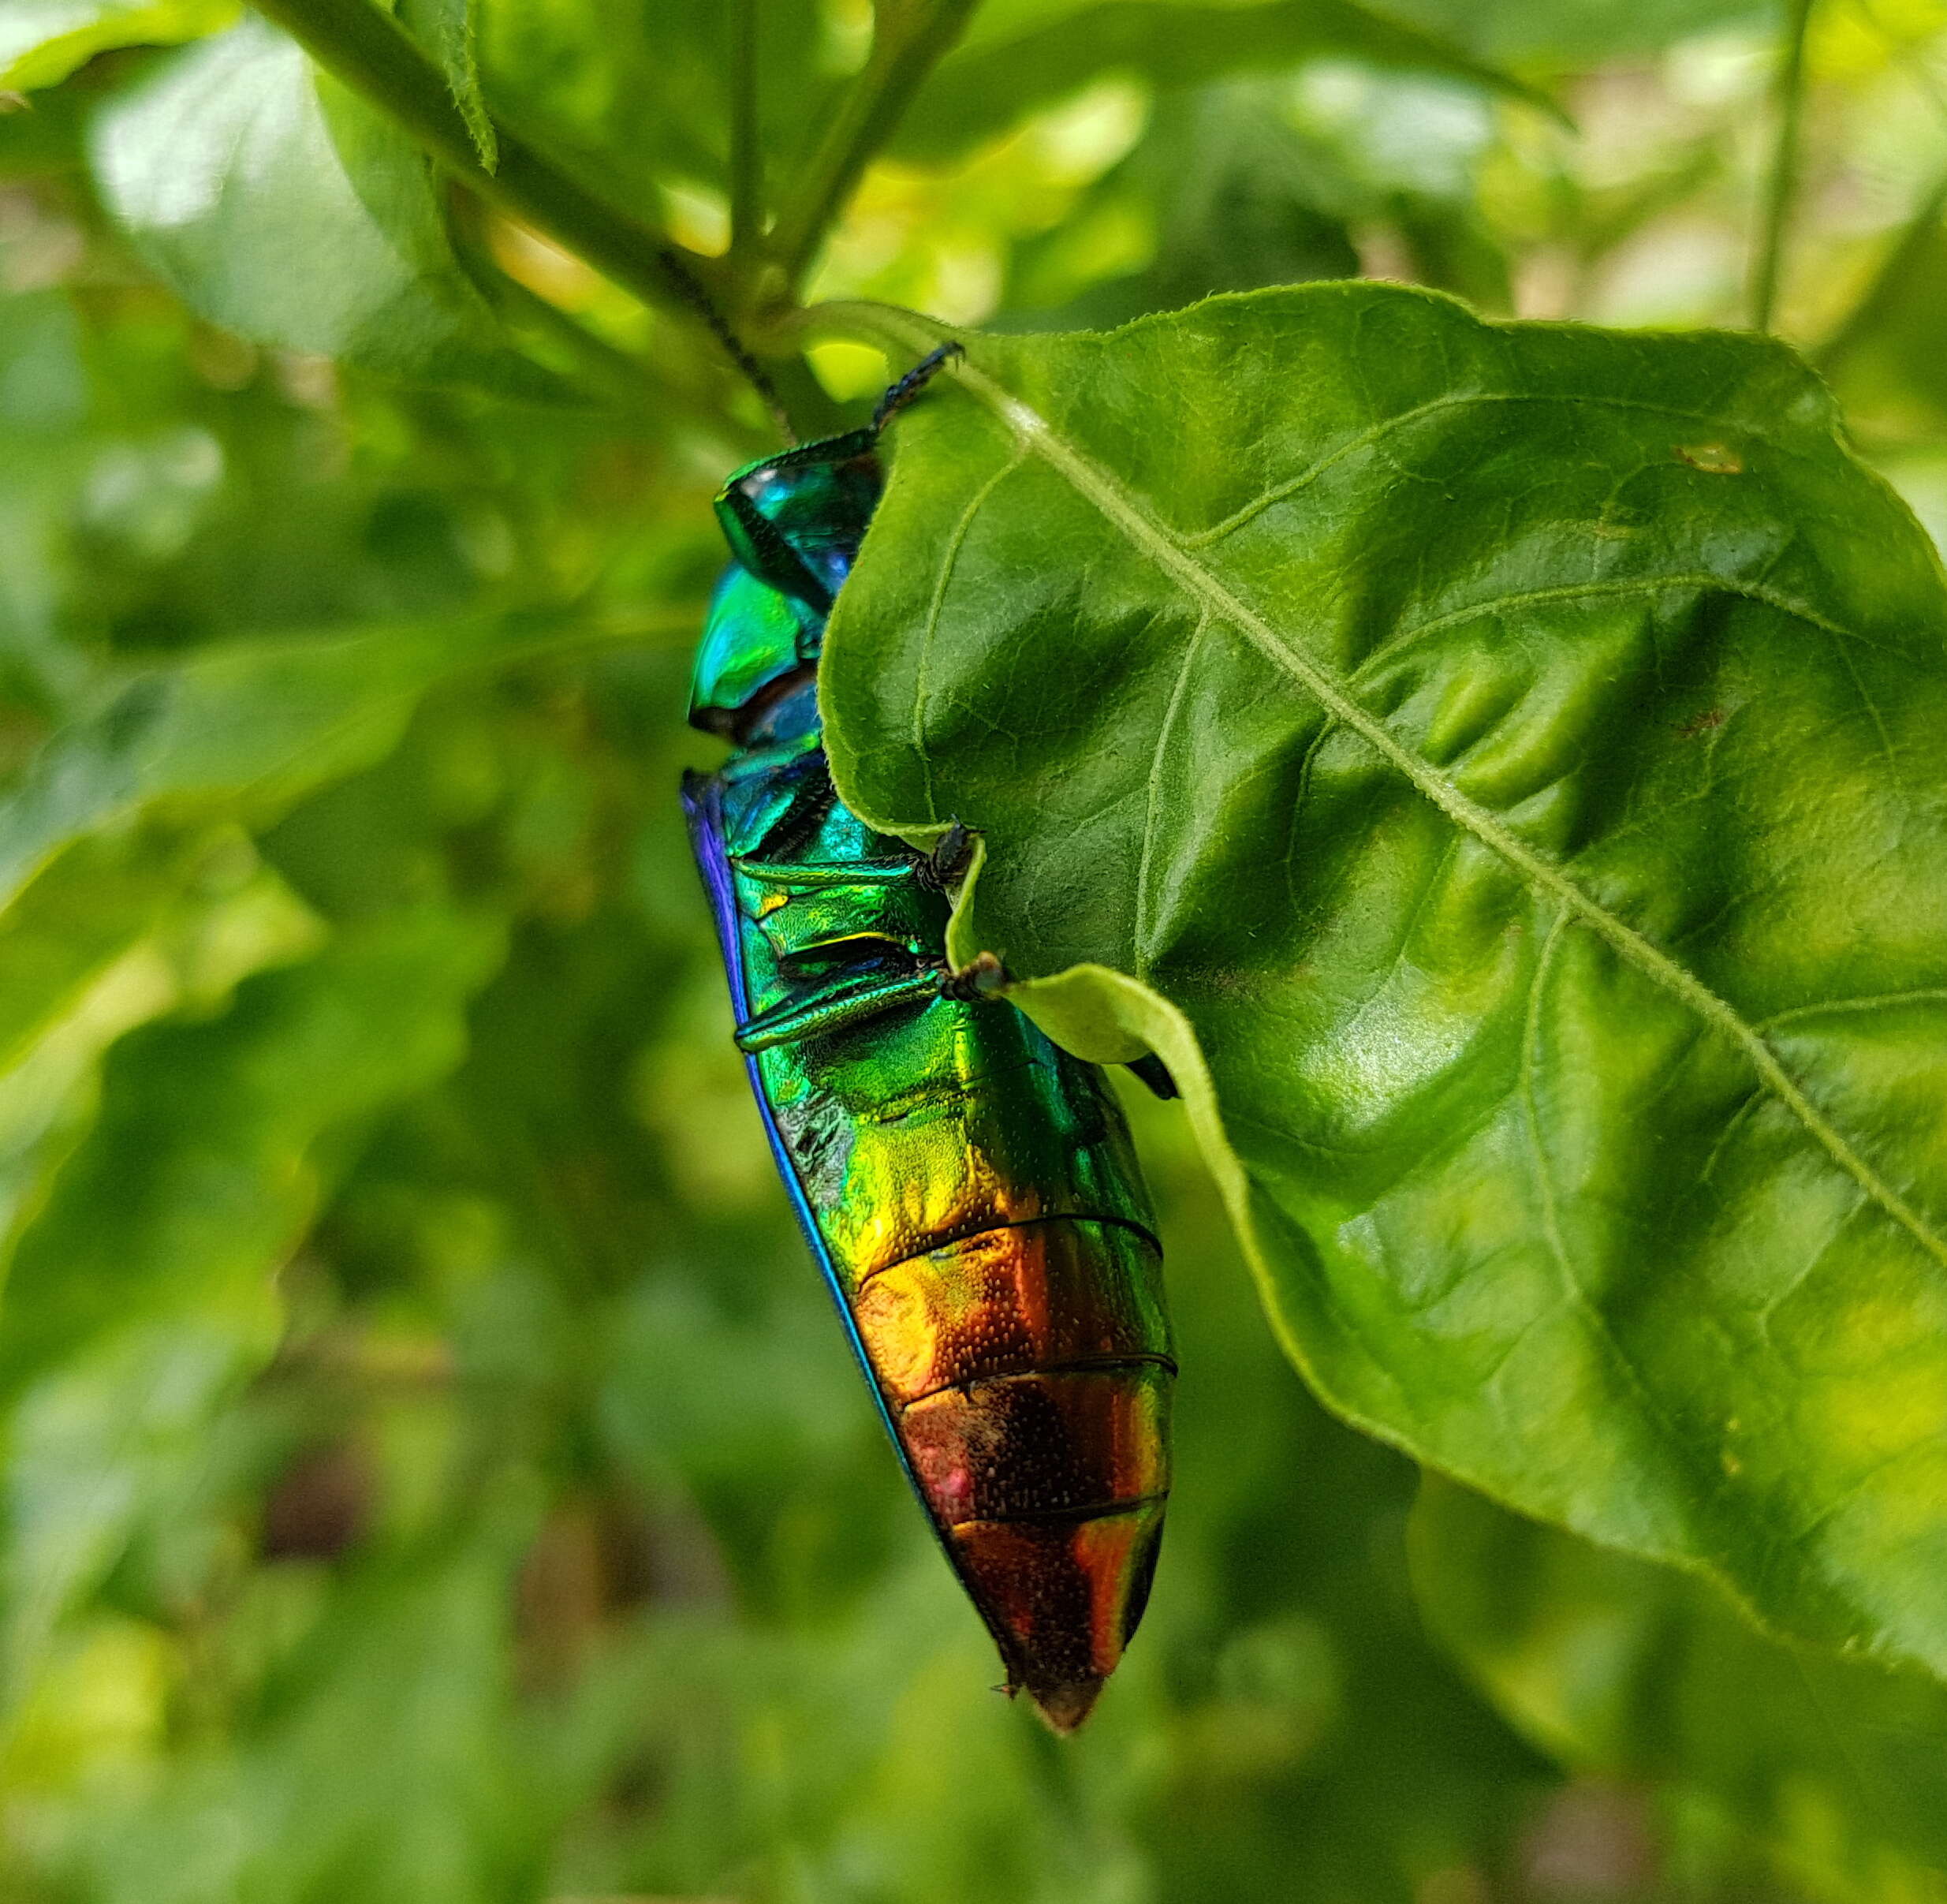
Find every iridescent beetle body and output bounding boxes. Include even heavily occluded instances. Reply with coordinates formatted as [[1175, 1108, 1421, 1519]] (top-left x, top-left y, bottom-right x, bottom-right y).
[[681, 401, 1173, 1730]]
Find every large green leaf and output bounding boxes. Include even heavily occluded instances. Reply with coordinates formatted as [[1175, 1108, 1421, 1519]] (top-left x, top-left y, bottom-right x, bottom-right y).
[[820, 283, 1947, 1682], [1410, 1478, 1947, 1898], [88, 20, 558, 395], [0, 0, 236, 91], [893, 0, 1559, 164]]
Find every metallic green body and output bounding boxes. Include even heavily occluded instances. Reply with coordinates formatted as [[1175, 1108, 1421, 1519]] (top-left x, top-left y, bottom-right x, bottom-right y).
[[681, 426, 1173, 1730]]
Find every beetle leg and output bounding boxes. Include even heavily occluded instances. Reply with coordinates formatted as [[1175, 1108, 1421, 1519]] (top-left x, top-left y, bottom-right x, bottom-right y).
[[916, 819, 978, 892], [873, 342, 965, 431], [939, 949, 1009, 1002]]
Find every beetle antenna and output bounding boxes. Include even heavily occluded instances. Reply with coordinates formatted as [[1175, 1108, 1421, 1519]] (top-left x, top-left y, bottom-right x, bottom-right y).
[[655, 247, 796, 442], [873, 342, 964, 432]]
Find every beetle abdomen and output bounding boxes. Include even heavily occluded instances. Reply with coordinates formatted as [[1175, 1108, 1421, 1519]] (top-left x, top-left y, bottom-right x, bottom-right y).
[[855, 1215, 1173, 1727]]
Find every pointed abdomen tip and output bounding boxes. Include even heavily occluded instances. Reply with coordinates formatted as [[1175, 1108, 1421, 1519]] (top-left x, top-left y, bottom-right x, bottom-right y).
[[951, 1499, 1167, 1732], [1025, 1674, 1106, 1734]]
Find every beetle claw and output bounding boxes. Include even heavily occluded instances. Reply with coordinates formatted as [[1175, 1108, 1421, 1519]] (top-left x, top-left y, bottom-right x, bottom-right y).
[[939, 950, 1008, 1002]]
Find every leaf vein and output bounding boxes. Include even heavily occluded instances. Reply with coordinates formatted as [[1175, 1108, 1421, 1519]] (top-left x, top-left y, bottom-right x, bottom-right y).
[[1136, 610, 1206, 979], [912, 451, 1023, 821], [1177, 391, 1806, 551]]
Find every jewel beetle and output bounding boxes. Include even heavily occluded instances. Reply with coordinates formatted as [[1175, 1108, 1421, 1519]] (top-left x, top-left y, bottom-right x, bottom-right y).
[[681, 353, 1174, 1730]]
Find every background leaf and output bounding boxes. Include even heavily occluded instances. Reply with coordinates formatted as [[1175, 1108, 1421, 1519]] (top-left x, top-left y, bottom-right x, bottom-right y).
[[1411, 1477, 1947, 1902], [822, 282, 1947, 1687], [1377, 0, 1768, 63], [89, 21, 557, 395], [893, 0, 1559, 163], [0, 0, 237, 93], [0, 909, 502, 1706]]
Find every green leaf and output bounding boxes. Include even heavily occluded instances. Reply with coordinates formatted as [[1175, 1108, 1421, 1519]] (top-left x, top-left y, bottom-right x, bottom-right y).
[[474, 0, 837, 220], [1410, 1477, 1947, 1898], [0, 0, 237, 92], [822, 283, 1947, 1683], [0, 842, 322, 1259], [893, 0, 1562, 164], [1005, 80, 1361, 325], [89, 20, 555, 395], [75, 1524, 545, 1904]]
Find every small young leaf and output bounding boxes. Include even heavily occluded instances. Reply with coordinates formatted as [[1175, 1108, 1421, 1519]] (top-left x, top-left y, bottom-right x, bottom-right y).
[[0, 0, 236, 92], [401, 0, 497, 173], [1411, 1479, 1947, 1899], [824, 283, 1947, 1685], [90, 21, 553, 395]]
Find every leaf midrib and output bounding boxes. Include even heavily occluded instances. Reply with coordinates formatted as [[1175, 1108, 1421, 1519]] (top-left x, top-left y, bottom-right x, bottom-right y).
[[874, 321, 1947, 1274]]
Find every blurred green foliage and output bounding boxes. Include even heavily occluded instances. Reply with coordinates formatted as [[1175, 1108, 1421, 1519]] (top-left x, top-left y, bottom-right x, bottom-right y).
[[1, 0, 1946, 1898]]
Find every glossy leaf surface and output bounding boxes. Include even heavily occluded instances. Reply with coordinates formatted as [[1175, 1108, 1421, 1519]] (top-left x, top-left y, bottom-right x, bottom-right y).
[[90, 21, 552, 394], [822, 283, 1947, 1681], [1411, 1478, 1947, 1898]]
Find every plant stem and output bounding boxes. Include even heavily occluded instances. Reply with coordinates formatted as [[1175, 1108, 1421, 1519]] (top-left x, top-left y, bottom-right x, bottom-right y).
[[728, 0, 763, 267], [1749, 0, 1817, 332], [771, 0, 982, 297], [247, 0, 826, 435]]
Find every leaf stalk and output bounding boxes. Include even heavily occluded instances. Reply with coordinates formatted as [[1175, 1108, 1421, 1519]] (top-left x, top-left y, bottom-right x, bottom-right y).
[[1749, 0, 1817, 332], [771, 0, 981, 296]]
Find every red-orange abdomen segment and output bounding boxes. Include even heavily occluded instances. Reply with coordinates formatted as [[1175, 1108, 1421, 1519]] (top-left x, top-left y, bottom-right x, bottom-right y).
[[851, 1215, 1173, 1729]]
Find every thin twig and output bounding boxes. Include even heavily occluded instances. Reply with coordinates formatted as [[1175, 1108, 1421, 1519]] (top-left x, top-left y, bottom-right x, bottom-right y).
[[771, 0, 981, 296], [1749, 0, 1818, 331], [728, 0, 763, 267]]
